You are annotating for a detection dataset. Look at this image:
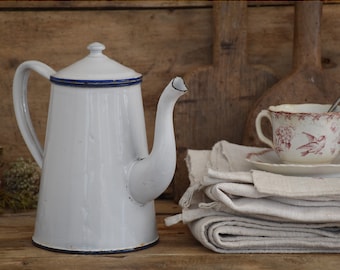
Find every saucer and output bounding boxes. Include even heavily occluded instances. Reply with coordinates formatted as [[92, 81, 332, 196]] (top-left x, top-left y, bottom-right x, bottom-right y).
[[246, 149, 340, 177]]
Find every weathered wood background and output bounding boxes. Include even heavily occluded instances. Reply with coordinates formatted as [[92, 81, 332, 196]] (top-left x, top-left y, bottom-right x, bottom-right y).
[[1, 1, 340, 200]]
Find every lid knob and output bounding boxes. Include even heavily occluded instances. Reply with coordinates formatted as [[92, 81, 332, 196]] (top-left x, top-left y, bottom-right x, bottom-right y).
[[87, 42, 106, 56]]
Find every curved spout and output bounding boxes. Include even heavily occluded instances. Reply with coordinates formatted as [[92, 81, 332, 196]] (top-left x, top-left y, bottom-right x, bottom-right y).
[[129, 77, 187, 204]]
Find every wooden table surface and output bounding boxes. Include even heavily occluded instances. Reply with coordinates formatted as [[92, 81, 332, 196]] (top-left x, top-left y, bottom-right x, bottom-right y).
[[1, 199, 340, 270]]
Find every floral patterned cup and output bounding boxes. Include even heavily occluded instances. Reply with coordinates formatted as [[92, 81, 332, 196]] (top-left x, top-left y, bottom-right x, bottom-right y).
[[255, 104, 340, 164]]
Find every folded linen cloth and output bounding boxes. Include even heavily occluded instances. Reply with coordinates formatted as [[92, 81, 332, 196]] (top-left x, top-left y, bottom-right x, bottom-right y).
[[165, 141, 340, 253]]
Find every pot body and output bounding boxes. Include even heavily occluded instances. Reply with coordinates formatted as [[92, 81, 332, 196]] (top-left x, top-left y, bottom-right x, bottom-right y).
[[13, 43, 162, 253], [33, 84, 158, 253]]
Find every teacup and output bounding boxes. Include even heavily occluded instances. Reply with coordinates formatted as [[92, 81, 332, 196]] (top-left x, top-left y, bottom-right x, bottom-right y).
[[255, 104, 340, 164]]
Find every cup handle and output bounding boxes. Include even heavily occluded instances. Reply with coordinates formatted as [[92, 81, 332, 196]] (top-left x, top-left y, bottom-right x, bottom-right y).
[[255, 109, 274, 148], [13, 61, 56, 168]]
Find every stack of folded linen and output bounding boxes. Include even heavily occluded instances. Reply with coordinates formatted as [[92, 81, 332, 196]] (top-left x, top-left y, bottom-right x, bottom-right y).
[[165, 141, 340, 253]]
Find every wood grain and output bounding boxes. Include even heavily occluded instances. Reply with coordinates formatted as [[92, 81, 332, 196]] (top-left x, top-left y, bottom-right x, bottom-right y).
[[243, 0, 340, 147], [2, 2, 340, 200], [0, 6, 212, 163], [1, 200, 340, 270], [173, 1, 278, 200]]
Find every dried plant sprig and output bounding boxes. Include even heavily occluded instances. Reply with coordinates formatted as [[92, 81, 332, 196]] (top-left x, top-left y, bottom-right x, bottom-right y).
[[0, 158, 40, 212]]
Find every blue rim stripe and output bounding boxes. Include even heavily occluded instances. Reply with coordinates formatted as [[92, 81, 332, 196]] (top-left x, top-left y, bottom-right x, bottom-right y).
[[32, 238, 159, 254], [50, 76, 142, 88]]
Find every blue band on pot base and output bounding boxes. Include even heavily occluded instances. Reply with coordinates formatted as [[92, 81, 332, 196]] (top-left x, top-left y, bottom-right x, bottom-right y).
[[32, 238, 159, 254]]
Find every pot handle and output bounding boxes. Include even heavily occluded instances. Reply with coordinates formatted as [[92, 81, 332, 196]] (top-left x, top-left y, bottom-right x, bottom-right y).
[[13, 61, 56, 168]]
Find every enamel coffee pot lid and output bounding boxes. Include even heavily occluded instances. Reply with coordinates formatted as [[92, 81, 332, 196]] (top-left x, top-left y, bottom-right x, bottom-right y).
[[50, 42, 142, 87]]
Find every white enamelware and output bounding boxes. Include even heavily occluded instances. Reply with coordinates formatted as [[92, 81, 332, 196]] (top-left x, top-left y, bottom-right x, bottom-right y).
[[256, 104, 340, 164], [12, 42, 188, 253]]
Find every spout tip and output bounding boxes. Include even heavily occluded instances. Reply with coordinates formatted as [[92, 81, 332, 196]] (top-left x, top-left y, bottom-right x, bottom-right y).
[[172, 77, 188, 92]]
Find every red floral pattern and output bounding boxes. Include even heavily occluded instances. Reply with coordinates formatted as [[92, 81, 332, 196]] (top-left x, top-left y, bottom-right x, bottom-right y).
[[274, 126, 294, 152], [265, 106, 340, 163]]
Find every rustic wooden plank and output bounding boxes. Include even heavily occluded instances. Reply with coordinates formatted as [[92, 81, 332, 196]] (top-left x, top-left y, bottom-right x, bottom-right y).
[[0, 6, 212, 164], [2, 200, 340, 269], [1, 0, 339, 10], [173, 1, 279, 200], [174, 3, 340, 200], [155, 199, 182, 214], [243, 1, 340, 147], [2, 2, 340, 201], [0, 0, 212, 9]]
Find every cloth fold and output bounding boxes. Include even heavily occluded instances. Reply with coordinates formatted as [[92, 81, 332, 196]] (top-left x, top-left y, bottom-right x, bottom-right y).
[[165, 140, 340, 253]]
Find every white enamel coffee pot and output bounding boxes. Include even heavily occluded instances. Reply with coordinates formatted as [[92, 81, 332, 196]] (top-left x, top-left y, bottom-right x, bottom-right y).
[[13, 42, 187, 253]]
